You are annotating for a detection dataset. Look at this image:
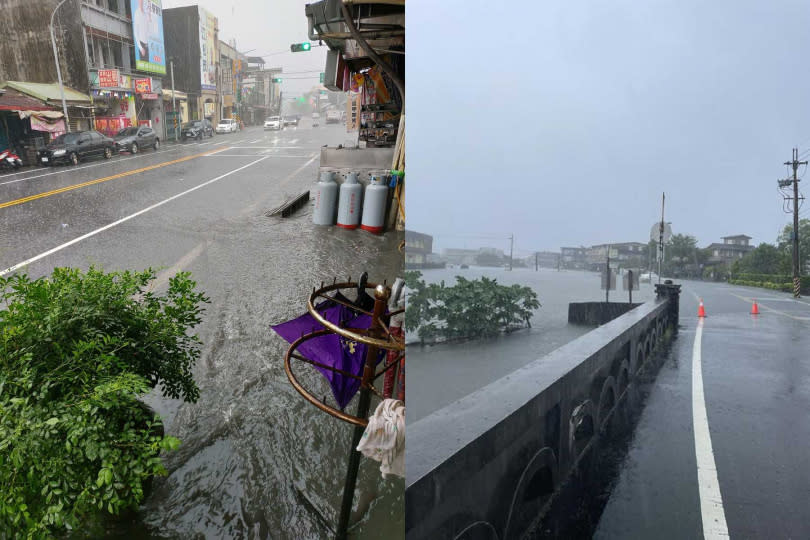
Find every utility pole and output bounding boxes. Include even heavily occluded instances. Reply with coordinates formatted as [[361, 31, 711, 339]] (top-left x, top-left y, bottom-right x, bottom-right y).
[[535, 252, 538, 271], [780, 148, 806, 298], [170, 60, 177, 141], [658, 193, 665, 284], [49, 0, 71, 132], [509, 234, 514, 271]]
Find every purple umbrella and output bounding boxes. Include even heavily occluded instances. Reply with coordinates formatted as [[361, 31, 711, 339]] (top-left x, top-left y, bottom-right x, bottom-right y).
[[272, 296, 381, 409]]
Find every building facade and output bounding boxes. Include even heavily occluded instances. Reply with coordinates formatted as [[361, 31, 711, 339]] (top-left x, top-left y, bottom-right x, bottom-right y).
[[705, 235, 754, 263], [163, 5, 219, 125], [405, 230, 433, 266]]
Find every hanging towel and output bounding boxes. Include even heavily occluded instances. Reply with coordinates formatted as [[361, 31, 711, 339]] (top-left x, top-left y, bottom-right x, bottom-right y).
[[357, 399, 405, 478]]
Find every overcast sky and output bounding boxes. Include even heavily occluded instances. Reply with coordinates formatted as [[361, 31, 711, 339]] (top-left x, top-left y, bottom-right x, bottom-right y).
[[163, 0, 327, 96], [408, 0, 810, 256]]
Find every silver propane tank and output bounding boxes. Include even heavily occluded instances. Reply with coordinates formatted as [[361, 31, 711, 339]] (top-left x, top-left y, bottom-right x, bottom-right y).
[[336, 172, 363, 229], [312, 170, 338, 225], [360, 174, 388, 234]]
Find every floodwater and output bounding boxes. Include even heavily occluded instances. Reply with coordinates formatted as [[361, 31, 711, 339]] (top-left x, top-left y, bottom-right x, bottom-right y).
[[408, 266, 658, 422], [110, 207, 404, 539]]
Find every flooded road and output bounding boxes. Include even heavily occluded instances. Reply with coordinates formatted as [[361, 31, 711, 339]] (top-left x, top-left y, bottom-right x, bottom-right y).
[[408, 266, 658, 422], [0, 125, 404, 539]]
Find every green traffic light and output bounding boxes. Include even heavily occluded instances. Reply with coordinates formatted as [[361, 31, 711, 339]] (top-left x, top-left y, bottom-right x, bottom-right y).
[[302, 42, 311, 51]]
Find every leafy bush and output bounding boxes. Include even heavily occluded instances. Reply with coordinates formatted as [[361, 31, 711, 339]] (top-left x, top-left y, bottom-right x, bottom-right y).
[[0, 267, 209, 536], [405, 271, 540, 343]]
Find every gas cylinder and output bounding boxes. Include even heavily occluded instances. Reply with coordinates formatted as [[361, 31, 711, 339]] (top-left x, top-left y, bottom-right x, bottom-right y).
[[336, 172, 363, 229], [312, 171, 338, 225], [360, 174, 388, 234]]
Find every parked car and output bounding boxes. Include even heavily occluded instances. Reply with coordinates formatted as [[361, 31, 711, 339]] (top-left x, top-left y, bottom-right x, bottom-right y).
[[325, 110, 341, 124], [216, 118, 239, 133], [181, 119, 214, 140], [38, 130, 115, 166], [113, 126, 159, 154], [264, 116, 282, 130], [282, 116, 299, 127]]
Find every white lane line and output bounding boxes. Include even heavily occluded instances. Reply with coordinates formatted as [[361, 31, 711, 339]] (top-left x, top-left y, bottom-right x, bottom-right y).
[[229, 146, 314, 149], [205, 153, 314, 158], [0, 156, 269, 277], [692, 319, 729, 539], [0, 147, 185, 186], [289, 139, 299, 144]]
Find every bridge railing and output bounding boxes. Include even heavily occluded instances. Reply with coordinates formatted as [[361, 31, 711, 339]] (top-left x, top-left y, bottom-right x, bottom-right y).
[[406, 284, 681, 540]]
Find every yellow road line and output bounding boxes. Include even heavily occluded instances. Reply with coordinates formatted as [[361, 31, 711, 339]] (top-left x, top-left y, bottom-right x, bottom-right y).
[[0, 146, 230, 210], [729, 292, 810, 321]]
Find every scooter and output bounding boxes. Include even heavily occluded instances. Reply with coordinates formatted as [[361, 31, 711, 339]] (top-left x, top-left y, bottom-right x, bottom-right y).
[[0, 149, 23, 170]]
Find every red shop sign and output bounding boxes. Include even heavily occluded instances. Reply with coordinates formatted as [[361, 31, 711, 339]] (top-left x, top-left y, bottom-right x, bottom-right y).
[[134, 78, 152, 94], [98, 69, 120, 88]]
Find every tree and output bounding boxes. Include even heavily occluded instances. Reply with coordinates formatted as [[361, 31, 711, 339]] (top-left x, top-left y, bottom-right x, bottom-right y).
[[733, 243, 784, 275], [777, 218, 810, 274]]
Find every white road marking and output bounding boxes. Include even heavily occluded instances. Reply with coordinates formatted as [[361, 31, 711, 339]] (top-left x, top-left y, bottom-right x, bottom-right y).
[[230, 146, 314, 149], [692, 319, 729, 539], [289, 139, 299, 145], [205, 153, 315, 158], [0, 156, 269, 277]]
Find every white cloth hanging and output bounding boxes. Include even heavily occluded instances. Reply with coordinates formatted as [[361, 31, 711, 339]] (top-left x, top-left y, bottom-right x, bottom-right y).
[[356, 398, 405, 478]]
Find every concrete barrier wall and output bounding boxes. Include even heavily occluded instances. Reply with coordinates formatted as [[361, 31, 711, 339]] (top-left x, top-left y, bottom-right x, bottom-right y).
[[406, 291, 679, 540], [567, 301, 642, 326]]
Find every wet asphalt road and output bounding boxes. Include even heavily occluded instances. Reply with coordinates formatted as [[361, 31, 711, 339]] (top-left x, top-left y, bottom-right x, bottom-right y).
[[596, 280, 810, 539], [0, 122, 405, 539]]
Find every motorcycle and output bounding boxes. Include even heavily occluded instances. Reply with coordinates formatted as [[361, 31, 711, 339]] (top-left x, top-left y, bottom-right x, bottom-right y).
[[0, 148, 23, 170]]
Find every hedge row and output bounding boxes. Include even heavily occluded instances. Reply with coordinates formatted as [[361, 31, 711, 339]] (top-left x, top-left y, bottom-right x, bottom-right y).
[[729, 277, 810, 294]]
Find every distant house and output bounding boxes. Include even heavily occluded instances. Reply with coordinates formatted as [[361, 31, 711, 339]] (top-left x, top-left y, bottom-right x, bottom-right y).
[[705, 235, 754, 263], [530, 251, 561, 269], [561, 246, 588, 269], [442, 248, 479, 266], [405, 230, 434, 268]]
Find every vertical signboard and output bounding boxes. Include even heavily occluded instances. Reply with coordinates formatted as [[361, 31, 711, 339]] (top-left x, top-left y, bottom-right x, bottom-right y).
[[131, 0, 166, 75], [198, 7, 217, 90]]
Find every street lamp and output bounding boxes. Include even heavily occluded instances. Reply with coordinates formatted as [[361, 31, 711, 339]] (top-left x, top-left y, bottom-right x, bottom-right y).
[[49, 0, 71, 131]]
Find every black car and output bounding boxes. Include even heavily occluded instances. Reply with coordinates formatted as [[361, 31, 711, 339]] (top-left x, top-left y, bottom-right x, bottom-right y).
[[283, 116, 299, 127], [38, 130, 115, 166], [181, 119, 214, 140], [114, 126, 160, 154]]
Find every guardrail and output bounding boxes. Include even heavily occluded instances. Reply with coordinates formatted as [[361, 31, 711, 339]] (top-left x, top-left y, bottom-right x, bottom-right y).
[[406, 284, 681, 540]]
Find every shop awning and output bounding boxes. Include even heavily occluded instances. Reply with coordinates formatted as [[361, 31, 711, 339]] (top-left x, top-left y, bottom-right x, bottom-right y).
[[0, 89, 58, 112], [162, 89, 188, 101], [0, 81, 92, 107]]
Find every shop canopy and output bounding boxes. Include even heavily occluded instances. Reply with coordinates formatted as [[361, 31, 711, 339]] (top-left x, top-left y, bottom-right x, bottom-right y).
[[0, 88, 58, 112], [162, 89, 188, 101], [0, 81, 92, 108]]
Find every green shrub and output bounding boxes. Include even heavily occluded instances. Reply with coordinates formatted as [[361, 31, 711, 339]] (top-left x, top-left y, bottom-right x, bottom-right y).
[[0, 267, 209, 536], [405, 271, 540, 342]]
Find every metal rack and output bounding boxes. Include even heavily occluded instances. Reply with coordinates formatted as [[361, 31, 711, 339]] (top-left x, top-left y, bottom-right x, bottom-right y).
[[282, 278, 405, 540]]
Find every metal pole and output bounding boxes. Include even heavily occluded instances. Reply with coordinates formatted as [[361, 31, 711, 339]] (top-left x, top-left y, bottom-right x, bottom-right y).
[[535, 252, 538, 271], [509, 234, 514, 271], [606, 246, 610, 303], [628, 269, 633, 304], [50, 0, 71, 132], [170, 60, 177, 141], [336, 286, 389, 540]]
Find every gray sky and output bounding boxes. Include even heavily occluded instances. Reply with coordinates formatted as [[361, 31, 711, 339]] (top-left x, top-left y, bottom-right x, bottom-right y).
[[163, 0, 327, 96], [408, 0, 810, 255]]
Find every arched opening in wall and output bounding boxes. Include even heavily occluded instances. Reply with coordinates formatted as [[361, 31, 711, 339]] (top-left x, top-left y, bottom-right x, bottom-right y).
[[636, 346, 645, 374], [523, 466, 554, 502], [573, 414, 594, 458]]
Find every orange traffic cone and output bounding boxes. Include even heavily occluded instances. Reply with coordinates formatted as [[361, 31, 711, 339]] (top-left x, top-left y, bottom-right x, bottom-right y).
[[698, 298, 706, 318], [751, 300, 759, 315]]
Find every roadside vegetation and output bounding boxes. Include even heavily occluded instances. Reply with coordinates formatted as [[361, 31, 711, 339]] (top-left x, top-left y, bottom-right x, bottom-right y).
[[405, 271, 540, 344], [0, 267, 209, 536]]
